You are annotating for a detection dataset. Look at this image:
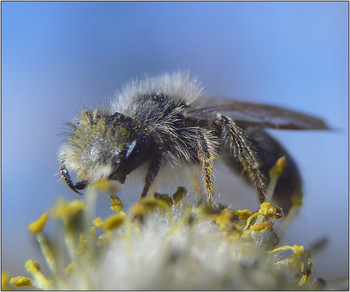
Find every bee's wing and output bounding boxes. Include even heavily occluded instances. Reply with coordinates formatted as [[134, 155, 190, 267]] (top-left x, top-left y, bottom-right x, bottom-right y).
[[187, 97, 328, 130]]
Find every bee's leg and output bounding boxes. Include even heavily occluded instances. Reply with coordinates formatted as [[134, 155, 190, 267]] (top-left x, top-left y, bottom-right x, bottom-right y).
[[60, 163, 88, 195], [140, 152, 162, 198], [197, 130, 215, 204], [216, 114, 267, 203], [238, 128, 302, 214]]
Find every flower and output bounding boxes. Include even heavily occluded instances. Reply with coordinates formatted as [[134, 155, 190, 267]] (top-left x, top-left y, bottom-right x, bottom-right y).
[[7, 161, 333, 290], [7, 184, 323, 290]]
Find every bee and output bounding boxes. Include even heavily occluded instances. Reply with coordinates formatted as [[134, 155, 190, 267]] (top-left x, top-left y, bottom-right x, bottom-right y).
[[59, 72, 327, 212]]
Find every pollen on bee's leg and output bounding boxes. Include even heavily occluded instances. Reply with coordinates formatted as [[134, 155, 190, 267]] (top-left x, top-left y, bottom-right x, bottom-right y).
[[218, 115, 268, 204], [198, 151, 215, 204]]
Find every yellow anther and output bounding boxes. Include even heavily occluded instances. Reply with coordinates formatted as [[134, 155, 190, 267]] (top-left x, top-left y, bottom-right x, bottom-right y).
[[110, 194, 124, 212], [103, 213, 125, 231], [298, 273, 310, 286], [293, 245, 305, 257], [215, 209, 235, 225], [130, 203, 147, 216], [28, 212, 49, 233], [250, 220, 274, 232], [9, 276, 33, 288], [64, 263, 73, 274], [25, 260, 54, 290], [25, 260, 40, 273], [135, 197, 171, 213], [77, 235, 88, 254], [92, 217, 104, 228], [91, 180, 121, 193], [234, 209, 253, 219], [51, 199, 85, 221], [1, 271, 11, 290], [154, 193, 173, 207], [269, 156, 287, 178], [138, 197, 161, 208], [258, 202, 283, 219], [172, 186, 188, 204]]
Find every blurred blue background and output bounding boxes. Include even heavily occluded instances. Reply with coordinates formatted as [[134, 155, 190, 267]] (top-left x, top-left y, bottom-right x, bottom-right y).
[[2, 2, 348, 282]]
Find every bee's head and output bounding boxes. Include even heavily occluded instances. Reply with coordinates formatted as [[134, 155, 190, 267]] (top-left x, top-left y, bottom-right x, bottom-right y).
[[59, 109, 152, 194]]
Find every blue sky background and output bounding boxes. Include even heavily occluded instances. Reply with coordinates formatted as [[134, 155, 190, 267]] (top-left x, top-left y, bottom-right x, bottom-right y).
[[2, 2, 348, 282]]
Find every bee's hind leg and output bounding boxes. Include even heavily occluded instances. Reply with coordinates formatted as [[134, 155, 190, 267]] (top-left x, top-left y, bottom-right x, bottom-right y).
[[197, 130, 215, 204], [216, 113, 267, 204], [238, 128, 303, 214]]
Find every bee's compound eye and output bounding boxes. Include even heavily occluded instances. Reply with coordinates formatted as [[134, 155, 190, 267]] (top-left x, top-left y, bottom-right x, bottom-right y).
[[125, 140, 136, 158], [108, 133, 152, 184]]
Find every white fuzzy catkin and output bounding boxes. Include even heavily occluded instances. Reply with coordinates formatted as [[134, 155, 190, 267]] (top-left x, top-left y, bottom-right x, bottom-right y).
[[81, 203, 298, 290]]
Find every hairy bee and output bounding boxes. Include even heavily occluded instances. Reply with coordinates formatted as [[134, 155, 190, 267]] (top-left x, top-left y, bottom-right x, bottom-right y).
[[59, 72, 327, 212]]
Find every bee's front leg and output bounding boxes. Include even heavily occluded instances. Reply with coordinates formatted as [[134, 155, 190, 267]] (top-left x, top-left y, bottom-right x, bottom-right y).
[[140, 151, 163, 198], [60, 163, 88, 195]]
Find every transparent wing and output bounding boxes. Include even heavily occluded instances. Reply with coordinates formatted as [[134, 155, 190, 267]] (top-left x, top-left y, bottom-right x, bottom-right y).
[[187, 97, 328, 130]]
